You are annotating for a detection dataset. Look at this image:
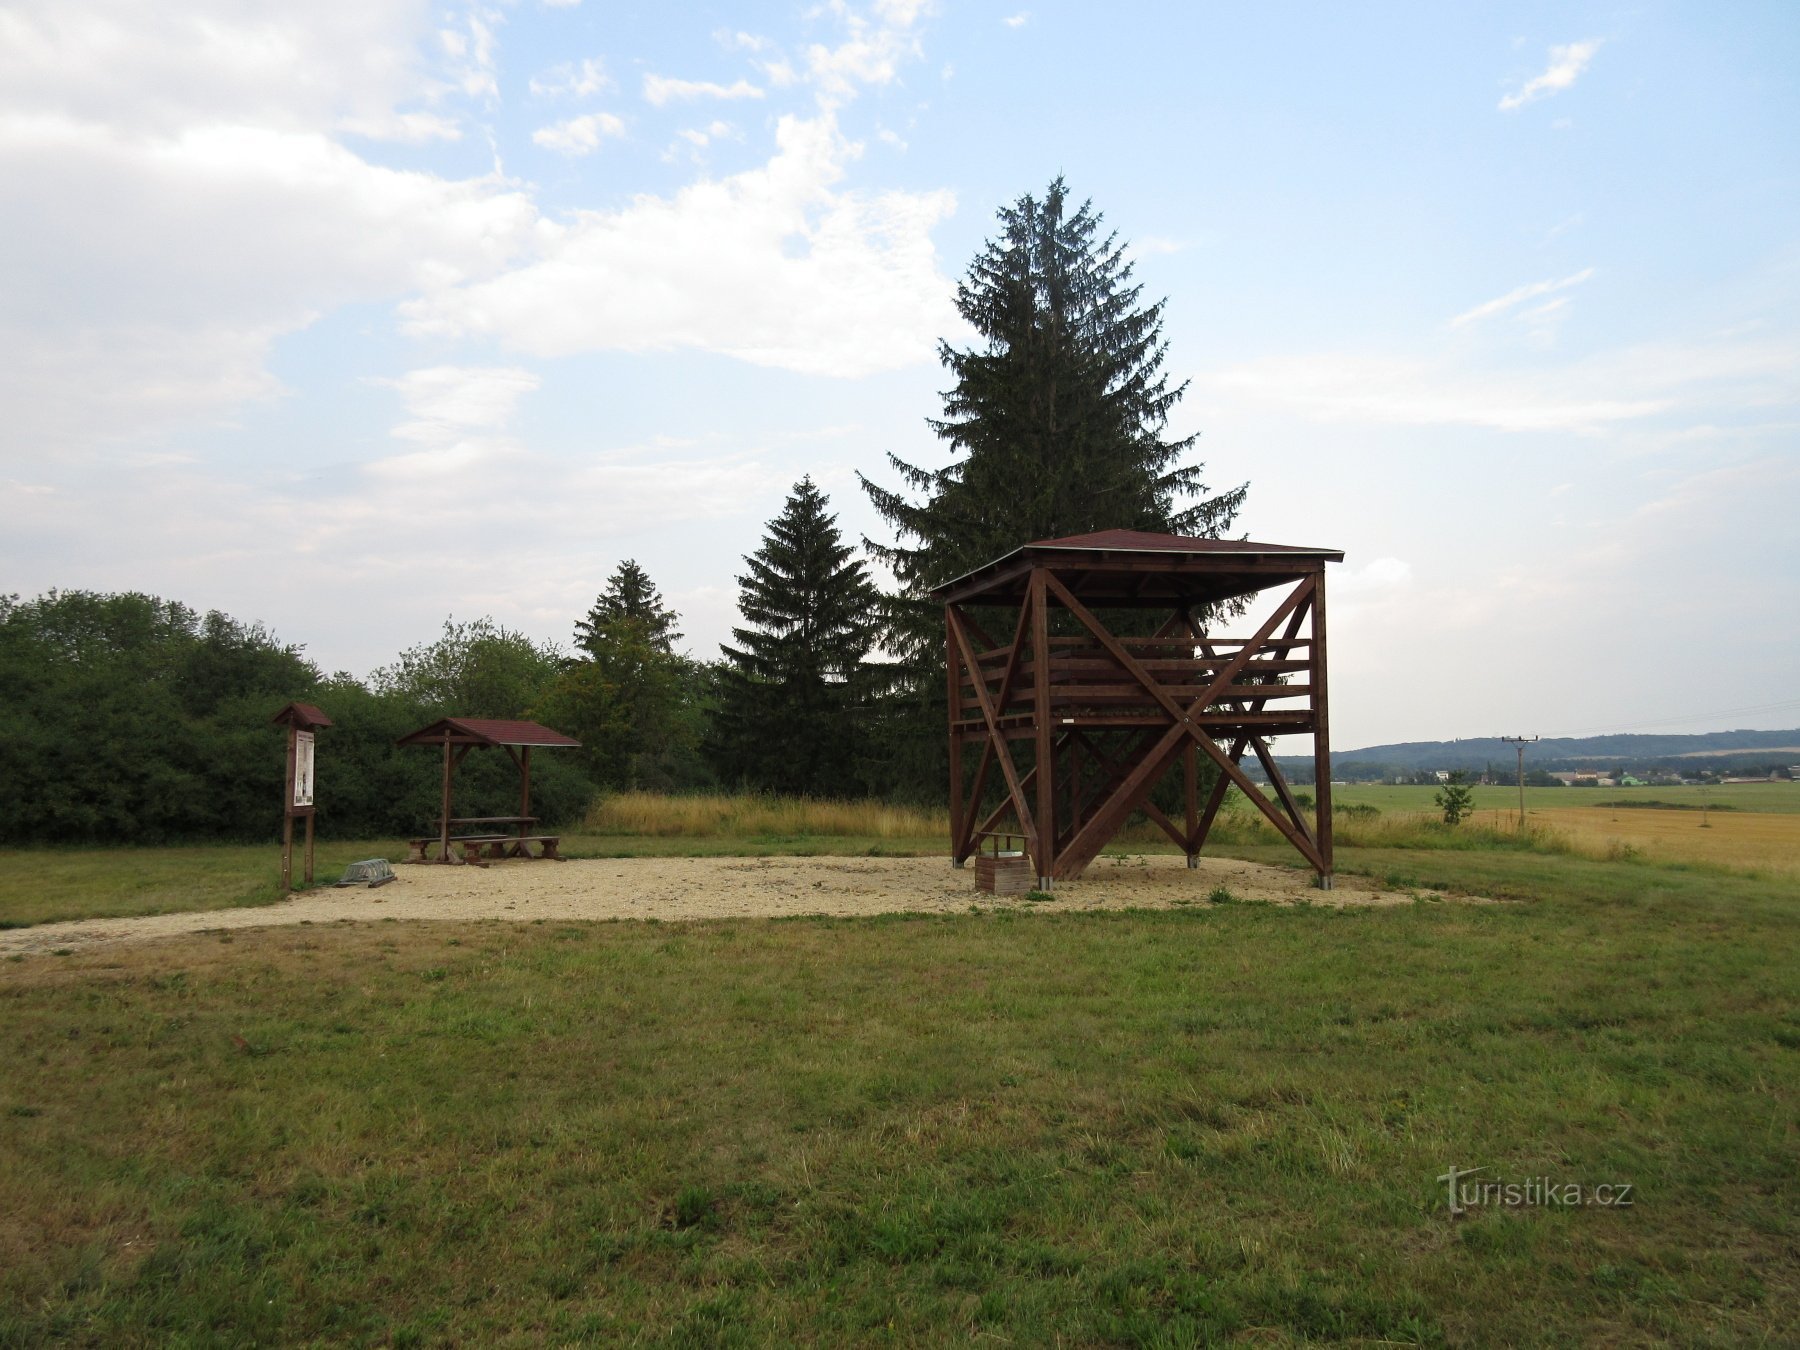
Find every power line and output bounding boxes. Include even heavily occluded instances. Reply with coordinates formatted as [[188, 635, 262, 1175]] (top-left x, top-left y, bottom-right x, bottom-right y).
[[1500, 735, 1537, 828]]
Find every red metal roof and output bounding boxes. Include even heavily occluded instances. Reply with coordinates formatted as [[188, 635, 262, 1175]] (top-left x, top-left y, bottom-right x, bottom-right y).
[[396, 717, 581, 748], [1026, 530, 1340, 556], [930, 530, 1343, 599], [270, 701, 334, 729]]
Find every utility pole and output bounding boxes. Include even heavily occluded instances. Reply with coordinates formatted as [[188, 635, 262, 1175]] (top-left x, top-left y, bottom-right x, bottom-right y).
[[1500, 736, 1537, 829]]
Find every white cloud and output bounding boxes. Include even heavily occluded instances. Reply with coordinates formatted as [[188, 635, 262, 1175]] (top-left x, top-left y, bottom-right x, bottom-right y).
[[529, 57, 608, 99], [1499, 39, 1602, 112], [1203, 335, 1800, 436], [533, 111, 625, 155], [337, 110, 462, 143], [379, 365, 539, 444], [0, 1, 541, 451], [804, 0, 930, 106], [404, 113, 957, 378], [1205, 353, 1662, 434], [1004, 12, 1030, 28], [643, 74, 764, 106], [1449, 268, 1593, 327]]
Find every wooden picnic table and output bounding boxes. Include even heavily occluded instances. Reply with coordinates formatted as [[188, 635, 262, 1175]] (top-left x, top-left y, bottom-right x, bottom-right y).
[[438, 815, 538, 834]]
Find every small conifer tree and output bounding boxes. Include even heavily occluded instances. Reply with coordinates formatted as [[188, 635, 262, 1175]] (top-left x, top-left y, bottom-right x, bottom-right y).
[[1436, 771, 1476, 826], [573, 559, 681, 657], [706, 478, 880, 796]]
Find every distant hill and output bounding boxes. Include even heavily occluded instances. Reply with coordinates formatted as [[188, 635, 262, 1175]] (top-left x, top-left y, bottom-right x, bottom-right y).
[[1270, 729, 1800, 782]]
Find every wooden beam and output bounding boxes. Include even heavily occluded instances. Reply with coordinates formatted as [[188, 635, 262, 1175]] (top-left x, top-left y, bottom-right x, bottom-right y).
[[1311, 566, 1335, 885], [1183, 741, 1198, 866], [1031, 568, 1055, 887], [955, 739, 995, 861], [439, 732, 453, 864], [948, 605, 1037, 851], [1050, 579, 1317, 877], [1187, 732, 1326, 874], [946, 606, 963, 865]]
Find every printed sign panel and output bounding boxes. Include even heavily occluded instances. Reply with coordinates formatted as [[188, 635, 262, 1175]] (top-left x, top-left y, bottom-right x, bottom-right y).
[[294, 730, 315, 808]]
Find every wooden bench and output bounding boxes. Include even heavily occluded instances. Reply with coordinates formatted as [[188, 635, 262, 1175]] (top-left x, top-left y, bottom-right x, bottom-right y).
[[405, 834, 563, 864]]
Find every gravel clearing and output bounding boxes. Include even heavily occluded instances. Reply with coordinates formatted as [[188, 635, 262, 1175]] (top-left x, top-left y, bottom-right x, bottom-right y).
[[0, 853, 1471, 957]]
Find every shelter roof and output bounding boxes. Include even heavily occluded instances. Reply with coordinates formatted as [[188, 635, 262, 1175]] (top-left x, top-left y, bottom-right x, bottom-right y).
[[930, 531, 1343, 607], [396, 717, 581, 749], [270, 702, 333, 729]]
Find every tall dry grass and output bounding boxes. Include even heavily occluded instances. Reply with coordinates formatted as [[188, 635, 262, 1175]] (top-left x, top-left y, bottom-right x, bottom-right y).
[[585, 791, 947, 839]]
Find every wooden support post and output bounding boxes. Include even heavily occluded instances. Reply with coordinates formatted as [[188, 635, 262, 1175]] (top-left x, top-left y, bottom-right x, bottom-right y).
[[519, 745, 532, 840], [947, 606, 964, 867], [1311, 566, 1334, 888], [281, 723, 296, 890], [440, 732, 454, 865], [1030, 568, 1055, 890], [303, 812, 315, 885], [1183, 741, 1198, 868]]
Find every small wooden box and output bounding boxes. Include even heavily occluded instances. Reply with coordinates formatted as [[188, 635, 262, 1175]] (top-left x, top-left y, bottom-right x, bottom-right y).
[[975, 852, 1032, 895]]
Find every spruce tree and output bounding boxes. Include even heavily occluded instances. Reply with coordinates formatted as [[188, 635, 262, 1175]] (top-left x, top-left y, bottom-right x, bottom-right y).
[[562, 560, 690, 789], [860, 176, 1246, 663], [705, 477, 880, 796], [573, 559, 681, 657]]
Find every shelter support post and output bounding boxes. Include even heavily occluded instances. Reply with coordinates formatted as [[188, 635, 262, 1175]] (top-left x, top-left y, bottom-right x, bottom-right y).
[[282, 723, 296, 891], [440, 733, 453, 863], [947, 608, 964, 867], [1183, 740, 1198, 868]]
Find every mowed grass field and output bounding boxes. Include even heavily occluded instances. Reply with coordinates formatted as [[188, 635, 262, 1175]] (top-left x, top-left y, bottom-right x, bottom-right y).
[[3, 852, 1796, 1346]]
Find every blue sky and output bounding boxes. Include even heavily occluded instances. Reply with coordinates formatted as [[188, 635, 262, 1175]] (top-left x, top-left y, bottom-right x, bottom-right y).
[[3, 1, 1796, 749]]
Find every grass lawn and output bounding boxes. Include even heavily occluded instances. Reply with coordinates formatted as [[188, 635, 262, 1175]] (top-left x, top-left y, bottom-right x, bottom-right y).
[[2, 856, 1795, 1345]]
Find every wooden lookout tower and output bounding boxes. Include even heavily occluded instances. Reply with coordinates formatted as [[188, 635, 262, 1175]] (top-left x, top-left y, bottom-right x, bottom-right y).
[[933, 530, 1344, 889]]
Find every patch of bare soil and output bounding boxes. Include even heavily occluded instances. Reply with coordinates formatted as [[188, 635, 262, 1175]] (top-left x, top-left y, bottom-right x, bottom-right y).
[[0, 854, 1475, 958]]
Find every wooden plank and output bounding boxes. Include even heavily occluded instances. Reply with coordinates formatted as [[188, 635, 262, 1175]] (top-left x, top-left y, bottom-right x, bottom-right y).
[[1042, 572, 1187, 724]]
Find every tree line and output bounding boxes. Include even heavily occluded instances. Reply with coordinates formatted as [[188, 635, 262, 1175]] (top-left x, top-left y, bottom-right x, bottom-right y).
[[0, 177, 1248, 845]]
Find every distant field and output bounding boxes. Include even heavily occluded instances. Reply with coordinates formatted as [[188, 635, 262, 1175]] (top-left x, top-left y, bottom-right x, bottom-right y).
[[1470, 806, 1800, 878], [1332, 780, 1800, 815]]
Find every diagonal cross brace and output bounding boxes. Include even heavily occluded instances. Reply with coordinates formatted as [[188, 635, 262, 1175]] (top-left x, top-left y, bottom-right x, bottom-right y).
[[1051, 576, 1323, 876], [948, 604, 1038, 853]]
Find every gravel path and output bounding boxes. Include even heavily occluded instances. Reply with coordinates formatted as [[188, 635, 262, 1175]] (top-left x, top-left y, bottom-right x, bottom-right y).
[[0, 853, 1461, 957]]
